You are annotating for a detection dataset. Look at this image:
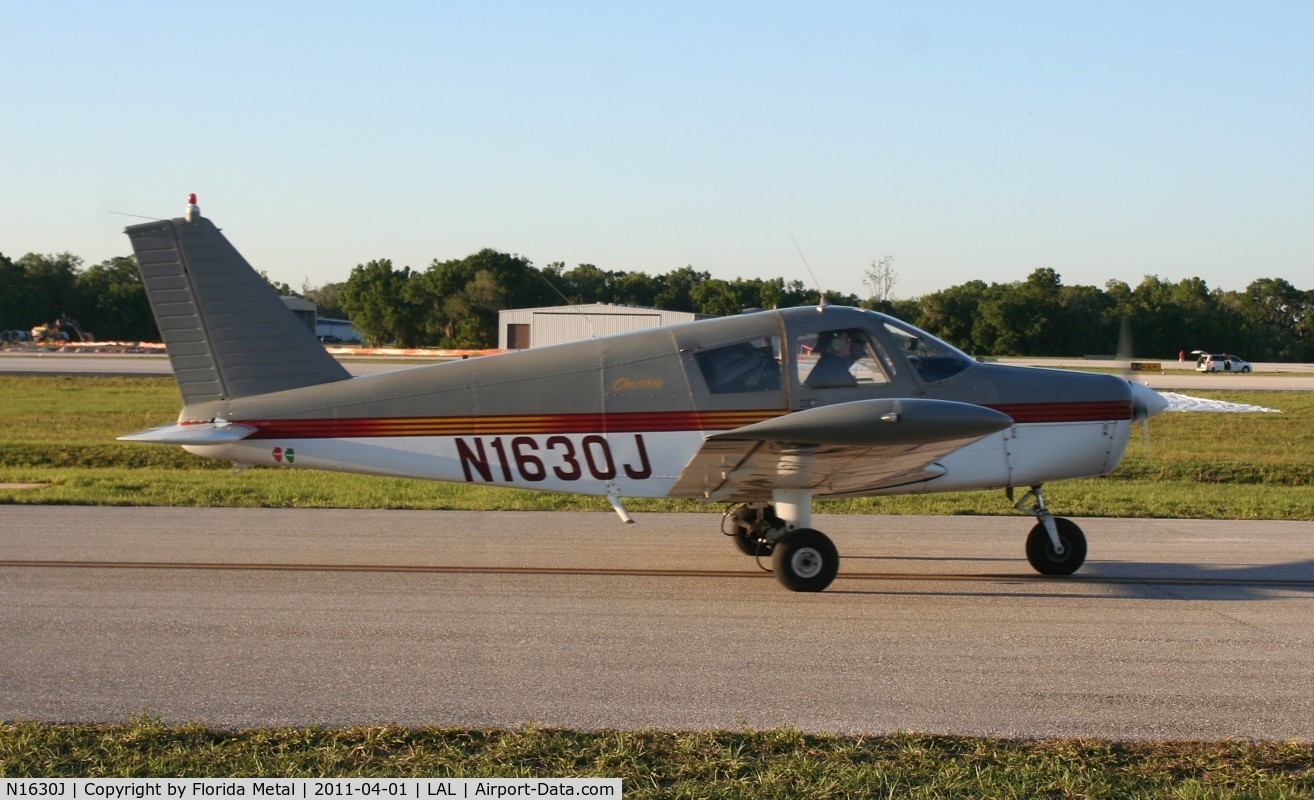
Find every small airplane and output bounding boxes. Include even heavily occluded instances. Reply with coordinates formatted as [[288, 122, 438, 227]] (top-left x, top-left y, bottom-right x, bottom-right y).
[[119, 196, 1169, 592]]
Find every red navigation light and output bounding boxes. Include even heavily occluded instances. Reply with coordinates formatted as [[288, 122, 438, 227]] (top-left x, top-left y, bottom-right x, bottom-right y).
[[188, 193, 198, 205]]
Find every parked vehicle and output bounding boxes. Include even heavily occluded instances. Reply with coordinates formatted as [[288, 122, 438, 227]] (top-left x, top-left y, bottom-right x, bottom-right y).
[[30, 318, 93, 344], [1192, 351, 1252, 373]]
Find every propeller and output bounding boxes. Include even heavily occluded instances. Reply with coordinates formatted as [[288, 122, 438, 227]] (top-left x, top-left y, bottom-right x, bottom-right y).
[[1130, 381, 1169, 422], [1116, 316, 1168, 458]]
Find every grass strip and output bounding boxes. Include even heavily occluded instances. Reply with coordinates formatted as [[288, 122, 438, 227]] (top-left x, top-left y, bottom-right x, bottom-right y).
[[2, 721, 1312, 798]]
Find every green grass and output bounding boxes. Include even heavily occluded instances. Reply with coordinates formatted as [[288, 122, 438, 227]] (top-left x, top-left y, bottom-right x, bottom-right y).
[[2, 376, 1313, 519], [3, 721, 1312, 797]]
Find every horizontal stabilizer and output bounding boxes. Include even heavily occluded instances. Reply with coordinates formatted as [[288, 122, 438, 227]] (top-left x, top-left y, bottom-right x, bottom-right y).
[[118, 421, 256, 445]]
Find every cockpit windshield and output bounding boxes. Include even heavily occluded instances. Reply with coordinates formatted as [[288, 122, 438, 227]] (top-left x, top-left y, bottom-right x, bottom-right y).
[[876, 315, 974, 383]]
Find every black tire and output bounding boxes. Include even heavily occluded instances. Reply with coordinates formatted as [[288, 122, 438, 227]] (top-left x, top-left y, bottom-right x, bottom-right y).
[[732, 533, 774, 558], [1025, 518, 1087, 576], [1241, 366, 1251, 373], [771, 528, 839, 592]]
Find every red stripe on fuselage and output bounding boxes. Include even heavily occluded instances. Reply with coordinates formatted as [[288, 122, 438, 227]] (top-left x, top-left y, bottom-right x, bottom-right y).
[[233, 410, 787, 439], [985, 400, 1133, 423], [207, 400, 1131, 440]]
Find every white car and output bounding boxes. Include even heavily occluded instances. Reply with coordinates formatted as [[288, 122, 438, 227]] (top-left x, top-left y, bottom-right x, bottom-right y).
[[1193, 351, 1252, 373]]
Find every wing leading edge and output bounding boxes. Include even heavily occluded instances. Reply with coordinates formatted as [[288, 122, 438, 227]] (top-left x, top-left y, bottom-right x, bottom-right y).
[[669, 398, 1013, 502]]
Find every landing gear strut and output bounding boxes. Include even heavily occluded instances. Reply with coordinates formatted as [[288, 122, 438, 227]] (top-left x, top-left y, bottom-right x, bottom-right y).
[[724, 489, 840, 592], [1013, 485, 1087, 575]]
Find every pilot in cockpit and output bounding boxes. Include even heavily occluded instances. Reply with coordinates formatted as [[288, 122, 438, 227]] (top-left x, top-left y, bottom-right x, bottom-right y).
[[805, 329, 865, 387]]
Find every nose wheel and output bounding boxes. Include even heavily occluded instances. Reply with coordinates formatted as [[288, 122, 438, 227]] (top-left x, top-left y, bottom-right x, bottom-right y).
[[1025, 517, 1087, 575]]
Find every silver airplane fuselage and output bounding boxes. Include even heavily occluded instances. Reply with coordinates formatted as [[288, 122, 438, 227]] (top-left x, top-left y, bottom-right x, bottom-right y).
[[174, 307, 1144, 501]]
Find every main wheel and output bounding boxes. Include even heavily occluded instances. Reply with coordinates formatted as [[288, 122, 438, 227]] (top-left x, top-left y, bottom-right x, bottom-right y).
[[732, 533, 775, 557], [1025, 518, 1087, 575], [771, 528, 839, 592]]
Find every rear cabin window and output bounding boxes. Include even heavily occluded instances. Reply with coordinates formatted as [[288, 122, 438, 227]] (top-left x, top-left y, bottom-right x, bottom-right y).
[[695, 336, 782, 394]]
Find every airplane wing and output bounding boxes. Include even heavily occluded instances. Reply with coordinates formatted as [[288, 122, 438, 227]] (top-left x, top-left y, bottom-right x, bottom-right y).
[[668, 398, 1013, 501], [118, 421, 257, 445]]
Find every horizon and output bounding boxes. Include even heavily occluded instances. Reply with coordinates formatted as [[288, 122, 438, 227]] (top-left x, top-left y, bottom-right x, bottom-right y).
[[8, 235, 1306, 303]]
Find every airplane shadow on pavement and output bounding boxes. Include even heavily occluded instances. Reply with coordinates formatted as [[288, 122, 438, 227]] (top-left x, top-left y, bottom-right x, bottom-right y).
[[832, 556, 1314, 601]]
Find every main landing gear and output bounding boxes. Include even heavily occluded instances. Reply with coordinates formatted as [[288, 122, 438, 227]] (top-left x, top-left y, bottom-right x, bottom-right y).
[[724, 490, 839, 592], [723, 485, 1086, 592], [1013, 485, 1087, 575]]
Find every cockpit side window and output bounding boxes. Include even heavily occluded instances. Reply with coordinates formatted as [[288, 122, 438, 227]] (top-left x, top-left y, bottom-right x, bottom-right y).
[[695, 336, 782, 394], [882, 321, 973, 383], [795, 329, 889, 388]]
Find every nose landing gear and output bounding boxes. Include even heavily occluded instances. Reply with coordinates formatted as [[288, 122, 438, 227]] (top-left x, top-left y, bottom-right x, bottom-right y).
[[1013, 485, 1087, 575]]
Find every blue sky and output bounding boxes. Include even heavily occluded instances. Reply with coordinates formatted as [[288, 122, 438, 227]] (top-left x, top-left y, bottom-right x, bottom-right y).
[[3, 1, 1311, 300]]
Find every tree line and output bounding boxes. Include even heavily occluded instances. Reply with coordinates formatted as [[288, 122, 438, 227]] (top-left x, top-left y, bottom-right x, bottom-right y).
[[3, 249, 1311, 361], [1, 253, 157, 342]]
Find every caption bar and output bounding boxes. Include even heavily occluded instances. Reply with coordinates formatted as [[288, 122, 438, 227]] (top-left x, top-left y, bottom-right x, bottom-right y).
[[2, 780, 620, 800]]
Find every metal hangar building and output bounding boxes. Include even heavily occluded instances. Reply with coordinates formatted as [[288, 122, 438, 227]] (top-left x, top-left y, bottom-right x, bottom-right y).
[[497, 304, 710, 350]]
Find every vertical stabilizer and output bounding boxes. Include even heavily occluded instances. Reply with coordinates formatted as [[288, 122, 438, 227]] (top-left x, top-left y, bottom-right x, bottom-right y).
[[124, 199, 351, 404]]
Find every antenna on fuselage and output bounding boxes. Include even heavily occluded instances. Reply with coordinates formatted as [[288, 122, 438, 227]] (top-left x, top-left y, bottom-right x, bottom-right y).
[[109, 211, 167, 222], [535, 267, 597, 340], [788, 232, 828, 311]]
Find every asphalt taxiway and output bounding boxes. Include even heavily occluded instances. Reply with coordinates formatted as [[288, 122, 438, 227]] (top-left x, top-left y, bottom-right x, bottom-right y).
[[0, 353, 414, 378], [3, 506, 1311, 739]]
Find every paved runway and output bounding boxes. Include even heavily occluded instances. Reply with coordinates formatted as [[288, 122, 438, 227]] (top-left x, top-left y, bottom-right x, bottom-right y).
[[3, 506, 1312, 740], [0, 353, 413, 377]]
